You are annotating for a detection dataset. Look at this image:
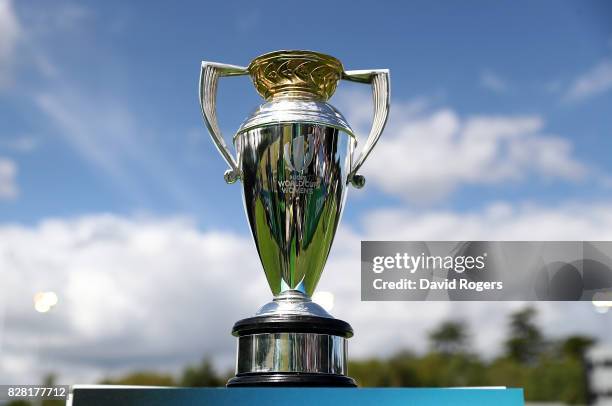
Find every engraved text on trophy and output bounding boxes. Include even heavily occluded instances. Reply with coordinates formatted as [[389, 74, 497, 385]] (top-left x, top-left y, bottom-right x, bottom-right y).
[[280, 133, 320, 195]]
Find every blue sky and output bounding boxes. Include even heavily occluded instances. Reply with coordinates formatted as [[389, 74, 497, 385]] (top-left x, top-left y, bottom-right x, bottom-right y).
[[2, 0, 612, 230], [1, 0, 612, 384]]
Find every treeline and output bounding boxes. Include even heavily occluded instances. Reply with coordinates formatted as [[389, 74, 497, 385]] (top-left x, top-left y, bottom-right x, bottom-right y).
[[349, 307, 593, 404], [7, 306, 596, 405]]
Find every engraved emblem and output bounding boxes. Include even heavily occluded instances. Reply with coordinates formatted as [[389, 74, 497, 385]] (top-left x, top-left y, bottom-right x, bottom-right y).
[[284, 134, 315, 172]]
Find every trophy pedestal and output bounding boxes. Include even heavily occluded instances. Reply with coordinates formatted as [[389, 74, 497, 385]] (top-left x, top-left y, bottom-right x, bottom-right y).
[[69, 386, 525, 405], [227, 292, 356, 387]]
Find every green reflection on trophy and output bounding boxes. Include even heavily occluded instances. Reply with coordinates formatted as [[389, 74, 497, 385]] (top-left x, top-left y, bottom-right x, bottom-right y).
[[199, 50, 390, 387]]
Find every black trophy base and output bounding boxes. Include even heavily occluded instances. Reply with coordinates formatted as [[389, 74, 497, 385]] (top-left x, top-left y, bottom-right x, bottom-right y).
[[227, 372, 357, 387], [228, 312, 356, 387]]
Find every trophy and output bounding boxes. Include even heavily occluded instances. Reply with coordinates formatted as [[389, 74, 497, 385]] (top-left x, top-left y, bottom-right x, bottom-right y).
[[199, 50, 390, 387]]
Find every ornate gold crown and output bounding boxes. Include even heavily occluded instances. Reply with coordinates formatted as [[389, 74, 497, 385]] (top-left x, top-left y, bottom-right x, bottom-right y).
[[248, 50, 344, 101]]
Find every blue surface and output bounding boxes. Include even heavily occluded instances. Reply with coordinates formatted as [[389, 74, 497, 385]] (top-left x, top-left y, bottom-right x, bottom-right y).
[[71, 387, 524, 405]]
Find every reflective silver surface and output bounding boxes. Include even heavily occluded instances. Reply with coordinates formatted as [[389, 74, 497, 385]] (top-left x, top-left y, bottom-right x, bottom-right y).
[[236, 333, 347, 375], [199, 54, 390, 298], [255, 289, 332, 318], [199, 62, 248, 184], [342, 69, 390, 188], [236, 122, 353, 296], [236, 97, 354, 138], [198, 52, 391, 384]]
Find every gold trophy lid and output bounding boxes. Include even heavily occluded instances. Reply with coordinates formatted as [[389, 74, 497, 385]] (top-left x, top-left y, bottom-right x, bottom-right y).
[[248, 50, 344, 101]]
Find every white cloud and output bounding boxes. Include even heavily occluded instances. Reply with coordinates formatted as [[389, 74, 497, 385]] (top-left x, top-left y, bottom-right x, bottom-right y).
[[0, 2, 93, 82], [1, 205, 612, 383], [353, 101, 587, 203], [18, 2, 91, 36], [0, 0, 20, 87], [49, 3, 90, 31], [0, 1, 204, 212], [35, 91, 132, 182], [325, 201, 612, 360], [0, 215, 267, 383], [35, 88, 199, 209], [480, 70, 509, 93], [0, 136, 39, 152], [358, 201, 612, 240], [0, 1, 102, 90], [0, 157, 18, 199], [565, 59, 612, 102]]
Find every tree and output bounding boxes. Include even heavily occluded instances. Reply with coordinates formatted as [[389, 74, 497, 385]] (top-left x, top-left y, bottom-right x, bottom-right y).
[[388, 350, 421, 386], [42, 373, 64, 406], [180, 358, 224, 387], [559, 335, 596, 360], [349, 358, 396, 387], [101, 371, 176, 386], [504, 307, 545, 363], [428, 320, 469, 354]]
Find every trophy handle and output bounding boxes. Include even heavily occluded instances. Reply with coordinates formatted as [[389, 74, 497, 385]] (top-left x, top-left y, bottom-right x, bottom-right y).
[[341, 69, 390, 189], [199, 61, 249, 184]]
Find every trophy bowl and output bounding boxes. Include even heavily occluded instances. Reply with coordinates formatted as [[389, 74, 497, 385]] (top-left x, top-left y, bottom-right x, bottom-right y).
[[199, 50, 390, 387]]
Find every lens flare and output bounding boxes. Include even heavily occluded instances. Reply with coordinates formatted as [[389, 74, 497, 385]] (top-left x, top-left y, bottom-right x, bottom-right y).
[[33, 291, 58, 313]]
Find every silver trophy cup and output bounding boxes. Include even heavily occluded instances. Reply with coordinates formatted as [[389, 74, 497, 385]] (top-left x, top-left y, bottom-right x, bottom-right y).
[[199, 50, 389, 386]]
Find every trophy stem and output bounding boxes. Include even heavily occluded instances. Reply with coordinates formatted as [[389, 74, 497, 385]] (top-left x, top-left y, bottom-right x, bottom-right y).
[[255, 290, 332, 318]]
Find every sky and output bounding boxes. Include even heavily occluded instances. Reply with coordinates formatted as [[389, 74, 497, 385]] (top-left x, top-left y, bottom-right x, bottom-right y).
[[1, 0, 612, 384]]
